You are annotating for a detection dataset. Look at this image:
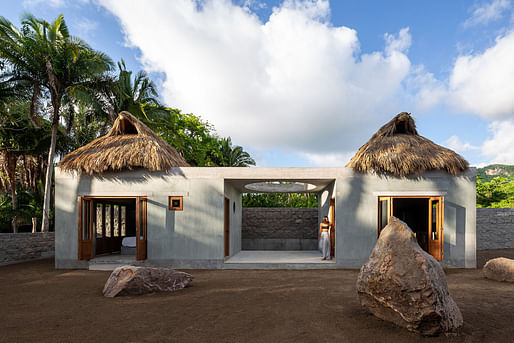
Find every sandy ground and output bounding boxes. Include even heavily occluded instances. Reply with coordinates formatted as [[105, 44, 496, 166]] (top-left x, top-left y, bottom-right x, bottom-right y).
[[1, 250, 514, 343]]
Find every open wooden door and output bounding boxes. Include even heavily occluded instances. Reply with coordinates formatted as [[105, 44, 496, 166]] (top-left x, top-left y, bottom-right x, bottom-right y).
[[78, 197, 94, 260], [330, 198, 335, 258], [377, 196, 393, 236], [224, 197, 230, 257], [136, 197, 147, 261], [428, 197, 444, 261]]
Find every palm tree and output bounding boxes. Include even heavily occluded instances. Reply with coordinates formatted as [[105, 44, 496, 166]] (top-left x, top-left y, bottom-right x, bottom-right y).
[[0, 14, 113, 231], [218, 137, 256, 167]]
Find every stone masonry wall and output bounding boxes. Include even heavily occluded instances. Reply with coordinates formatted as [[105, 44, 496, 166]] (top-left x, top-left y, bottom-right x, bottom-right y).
[[0, 232, 55, 266], [477, 208, 514, 250], [242, 208, 318, 239], [242, 208, 319, 250]]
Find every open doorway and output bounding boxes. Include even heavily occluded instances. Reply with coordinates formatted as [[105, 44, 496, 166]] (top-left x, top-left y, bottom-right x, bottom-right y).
[[378, 196, 444, 260], [78, 196, 147, 261]]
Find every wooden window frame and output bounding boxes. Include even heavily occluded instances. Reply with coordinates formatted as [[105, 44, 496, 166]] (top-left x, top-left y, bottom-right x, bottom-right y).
[[169, 196, 183, 211]]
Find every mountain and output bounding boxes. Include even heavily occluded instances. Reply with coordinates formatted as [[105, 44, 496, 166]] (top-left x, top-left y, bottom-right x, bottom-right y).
[[477, 164, 514, 182]]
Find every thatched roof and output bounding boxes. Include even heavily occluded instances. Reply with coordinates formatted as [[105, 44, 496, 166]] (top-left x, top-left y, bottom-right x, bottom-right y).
[[59, 111, 189, 174], [346, 112, 469, 176]]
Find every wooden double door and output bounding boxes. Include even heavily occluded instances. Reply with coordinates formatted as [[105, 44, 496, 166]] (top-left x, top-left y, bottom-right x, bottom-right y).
[[378, 196, 444, 261], [78, 196, 147, 261]]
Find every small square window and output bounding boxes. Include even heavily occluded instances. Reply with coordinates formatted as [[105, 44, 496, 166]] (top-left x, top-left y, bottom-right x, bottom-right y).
[[169, 196, 183, 211]]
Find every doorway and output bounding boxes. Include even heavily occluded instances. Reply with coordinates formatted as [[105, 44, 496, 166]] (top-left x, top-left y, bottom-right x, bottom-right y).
[[378, 196, 444, 261], [78, 196, 147, 261]]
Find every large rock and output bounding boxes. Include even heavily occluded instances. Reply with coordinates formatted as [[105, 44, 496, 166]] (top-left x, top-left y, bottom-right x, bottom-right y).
[[103, 265, 193, 297], [483, 257, 514, 282], [356, 217, 463, 336]]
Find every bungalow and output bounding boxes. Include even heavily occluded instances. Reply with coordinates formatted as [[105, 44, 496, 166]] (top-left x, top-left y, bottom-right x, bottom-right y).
[[55, 112, 476, 269]]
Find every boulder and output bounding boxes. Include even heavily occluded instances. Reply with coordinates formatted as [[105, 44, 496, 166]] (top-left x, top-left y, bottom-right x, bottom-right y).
[[103, 265, 193, 297], [483, 257, 514, 282], [356, 217, 463, 336]]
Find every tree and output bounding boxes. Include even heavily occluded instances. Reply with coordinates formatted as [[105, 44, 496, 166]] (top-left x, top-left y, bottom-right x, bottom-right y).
[[0, 14, 113, 231], [217, 137, 255, 167], [477, 176, 514, 208]]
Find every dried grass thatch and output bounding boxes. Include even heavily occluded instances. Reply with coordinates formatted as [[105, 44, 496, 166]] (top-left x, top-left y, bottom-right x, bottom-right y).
[[59, 111, 189, 174], [346, 112, 469, 176]]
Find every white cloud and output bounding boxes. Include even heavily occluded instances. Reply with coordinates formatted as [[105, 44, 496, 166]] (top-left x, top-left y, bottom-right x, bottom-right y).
[[100, 0, 414, 156], [302, 151, 355, 167], [481, 120, 514, 164], [448, 30, 514, 121], [463, 0, 511, 27], [443, 135, 479, 154]]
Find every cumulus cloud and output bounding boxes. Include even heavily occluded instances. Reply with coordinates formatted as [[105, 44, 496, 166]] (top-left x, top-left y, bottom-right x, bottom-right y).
[[301, 151, 356, 167], [443, 135, 479, 154], [448, 30, 514, 121], [463, 0, 511, 27], [99, 0, 415, 157], [481, 120, 514, 164]]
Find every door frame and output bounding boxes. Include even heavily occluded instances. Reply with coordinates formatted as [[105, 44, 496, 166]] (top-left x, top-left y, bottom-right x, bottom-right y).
[[329, 198, 335, 258], [224, 197, 230, 257], [77, 196, 147, 261], [377, 195, 444, 261]]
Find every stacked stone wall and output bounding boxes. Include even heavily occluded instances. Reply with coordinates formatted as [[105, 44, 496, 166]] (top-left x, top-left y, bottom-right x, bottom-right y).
[[477, 208, 514, 250], [242, 208, 319, 250], [0, 232, 55, 266]]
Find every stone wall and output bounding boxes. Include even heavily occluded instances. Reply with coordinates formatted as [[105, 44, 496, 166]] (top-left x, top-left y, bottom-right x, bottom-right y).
[[477, 208, 514, 250], [242, 208, 319, 250], [0, 232, 55, 266]]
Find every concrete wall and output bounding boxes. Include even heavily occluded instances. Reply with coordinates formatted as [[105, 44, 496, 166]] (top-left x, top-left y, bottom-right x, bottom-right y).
[[242, 208, 318, 250], [55, 167, 476, 269], [224, 182, 242, 256], [55, 168, 226, 269], [0, 232, 54, 266], [336, 168, 476, 268], [477, 208, 514, 250]]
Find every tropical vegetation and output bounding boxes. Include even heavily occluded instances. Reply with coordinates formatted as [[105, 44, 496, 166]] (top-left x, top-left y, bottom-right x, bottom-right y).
[[0, 13, 255, 233]]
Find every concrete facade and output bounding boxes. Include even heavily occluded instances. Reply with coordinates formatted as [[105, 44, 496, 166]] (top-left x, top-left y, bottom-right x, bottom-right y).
[[55, 166, 476, 269], [477, 208, 514, 250]]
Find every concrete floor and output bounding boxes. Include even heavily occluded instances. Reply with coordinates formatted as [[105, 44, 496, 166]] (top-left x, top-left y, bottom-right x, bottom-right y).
[[225, 250, 335, 264]]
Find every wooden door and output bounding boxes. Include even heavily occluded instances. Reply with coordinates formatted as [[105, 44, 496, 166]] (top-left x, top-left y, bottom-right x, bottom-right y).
[[136, 197, 147, 261], [330, 198, 335, 257], [428, 197, 444, 261], [224, 197, 230, 257], [78, 197, 94, 260]]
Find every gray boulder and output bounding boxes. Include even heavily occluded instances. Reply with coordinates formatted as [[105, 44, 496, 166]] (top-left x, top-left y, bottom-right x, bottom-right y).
[[103, 265, 193, 297], [483, 257, 514, 282], [356, 217, 463, 336]]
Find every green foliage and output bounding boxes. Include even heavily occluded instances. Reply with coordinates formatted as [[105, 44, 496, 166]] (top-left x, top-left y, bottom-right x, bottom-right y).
[[0, 185, 50, 233], [242, 193, 318, 208], [477, 176, 514, 208], [215, 137, 255, 167]]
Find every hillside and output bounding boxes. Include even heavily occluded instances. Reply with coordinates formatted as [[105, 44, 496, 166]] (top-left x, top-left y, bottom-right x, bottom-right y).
[[477, 164, 514, 182]]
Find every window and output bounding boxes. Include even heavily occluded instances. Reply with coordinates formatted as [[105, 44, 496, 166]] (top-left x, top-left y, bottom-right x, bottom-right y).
[[169, 196, 183, 211]]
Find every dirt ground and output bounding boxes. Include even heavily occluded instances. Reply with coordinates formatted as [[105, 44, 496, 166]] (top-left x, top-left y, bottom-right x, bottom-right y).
[[1, 250, 514, 343]]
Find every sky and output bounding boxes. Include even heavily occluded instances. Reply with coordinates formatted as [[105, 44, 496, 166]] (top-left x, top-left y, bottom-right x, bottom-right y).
[[2, 0, 514, 168]]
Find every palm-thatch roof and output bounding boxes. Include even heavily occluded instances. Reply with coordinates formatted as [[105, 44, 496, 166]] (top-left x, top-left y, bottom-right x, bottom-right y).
[[59, 111, 189, 174], [346, 112, 469, 176]]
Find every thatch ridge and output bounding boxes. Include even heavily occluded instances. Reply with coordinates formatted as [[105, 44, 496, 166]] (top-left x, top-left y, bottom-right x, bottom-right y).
[[59, 111, 189, 174], [346, 112, 469, 176]]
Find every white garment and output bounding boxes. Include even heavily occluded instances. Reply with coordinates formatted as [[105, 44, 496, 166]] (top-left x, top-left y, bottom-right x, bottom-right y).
[[319, 231, 331, 259]]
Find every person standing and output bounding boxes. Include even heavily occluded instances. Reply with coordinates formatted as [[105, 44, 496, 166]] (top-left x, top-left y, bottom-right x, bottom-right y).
[[319, 216, 332, 260]]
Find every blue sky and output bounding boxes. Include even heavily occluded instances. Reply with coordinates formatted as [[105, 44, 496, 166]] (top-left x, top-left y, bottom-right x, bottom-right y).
[[2, 0, 514, 167]]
